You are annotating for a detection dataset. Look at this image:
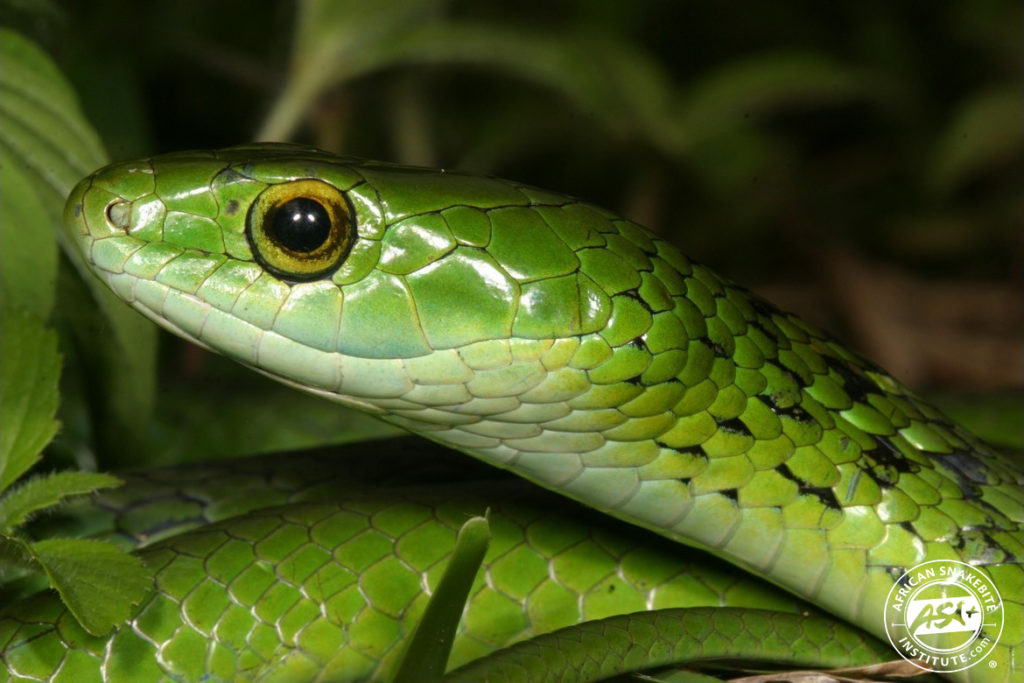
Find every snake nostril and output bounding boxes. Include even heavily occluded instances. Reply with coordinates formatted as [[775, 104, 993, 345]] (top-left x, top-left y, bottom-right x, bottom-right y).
[[105, 199, 133, 229]]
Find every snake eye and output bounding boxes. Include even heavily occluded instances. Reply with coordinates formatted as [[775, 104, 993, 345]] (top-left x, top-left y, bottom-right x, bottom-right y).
[[247, 179, 355, 280]]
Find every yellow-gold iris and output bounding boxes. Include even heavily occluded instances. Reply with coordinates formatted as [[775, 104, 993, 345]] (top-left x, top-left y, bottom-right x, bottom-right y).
[[246, 179, 355, 280]]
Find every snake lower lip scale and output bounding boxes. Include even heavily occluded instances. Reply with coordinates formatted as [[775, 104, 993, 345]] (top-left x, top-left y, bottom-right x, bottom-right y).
[[12, 143, 1020, 681]]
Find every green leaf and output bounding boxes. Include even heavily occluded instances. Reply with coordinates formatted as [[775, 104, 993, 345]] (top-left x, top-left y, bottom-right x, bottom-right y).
[[0, 28, 158, 456], [0, 308, 60, 489], [264, 17, 865, 167], [29, 537, 152, 636], [930, 389, 1024, 451], [0, 29, 106, 214], [260, 9, 680, 151], [366, 24, 679, 151], [929, 85, 1022, 194], [393, 514, 491, 682], [0, 535, 38, 580], [260, 0, 444, 140], [0, 150, 56, 318], [0, 470, 122, 533], [674, 51, 869, 153]]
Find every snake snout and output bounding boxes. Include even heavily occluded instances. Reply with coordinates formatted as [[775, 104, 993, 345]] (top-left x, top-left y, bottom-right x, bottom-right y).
[[62, 159, 169, 274]]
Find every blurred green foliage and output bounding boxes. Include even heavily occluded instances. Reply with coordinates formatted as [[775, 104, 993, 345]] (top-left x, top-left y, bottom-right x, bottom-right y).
[[6, 0, 1019, 276]]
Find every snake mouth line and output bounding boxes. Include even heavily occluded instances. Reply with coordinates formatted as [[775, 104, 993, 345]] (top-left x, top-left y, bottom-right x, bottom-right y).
[[95, 268, 386, 415]]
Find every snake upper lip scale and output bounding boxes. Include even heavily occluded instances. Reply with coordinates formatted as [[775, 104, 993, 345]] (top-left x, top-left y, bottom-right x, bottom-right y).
[[26, 143, 1024, 680]]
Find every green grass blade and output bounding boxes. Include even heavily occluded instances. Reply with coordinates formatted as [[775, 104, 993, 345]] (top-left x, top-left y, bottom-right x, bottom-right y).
[[392, 514, 491, 682]]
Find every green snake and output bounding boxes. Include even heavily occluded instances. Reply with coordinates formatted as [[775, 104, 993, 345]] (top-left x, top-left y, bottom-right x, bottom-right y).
[[3, 144, 1021, 681]]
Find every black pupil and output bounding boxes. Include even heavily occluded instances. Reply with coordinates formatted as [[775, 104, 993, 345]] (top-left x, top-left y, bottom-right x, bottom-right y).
[[269, 198, 331, 252]]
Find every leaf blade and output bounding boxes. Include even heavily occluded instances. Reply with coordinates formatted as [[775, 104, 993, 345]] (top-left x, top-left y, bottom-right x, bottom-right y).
[[29, 537, 153, 636], [0, 151, 56, 317], [0, 470, 122, 533], [393, 514, 491, 682], [0, 28, 158, 457], [0, 308, 61, 489]]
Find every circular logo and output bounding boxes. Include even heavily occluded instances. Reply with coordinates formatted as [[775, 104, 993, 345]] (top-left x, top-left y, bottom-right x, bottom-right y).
[[884, 560, 1003, 673]]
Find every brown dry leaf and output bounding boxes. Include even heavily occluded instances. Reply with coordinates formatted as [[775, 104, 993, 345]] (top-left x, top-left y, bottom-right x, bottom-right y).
[[728, 658, 931, 682], [826, 250, 1022, 389], [759, 250, 1023, 389]]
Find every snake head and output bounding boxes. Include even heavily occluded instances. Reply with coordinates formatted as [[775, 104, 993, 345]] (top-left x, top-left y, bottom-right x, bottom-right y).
[[62, 144, 674, 411]]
